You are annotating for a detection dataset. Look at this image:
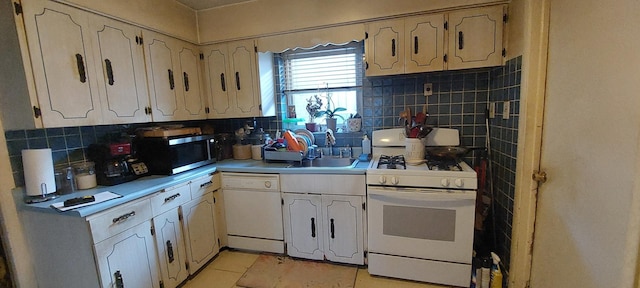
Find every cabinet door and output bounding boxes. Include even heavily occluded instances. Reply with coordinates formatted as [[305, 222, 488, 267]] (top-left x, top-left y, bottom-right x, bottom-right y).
[[365, 19, 404, 76], [447, 6, 504, 70], [91, 17, 151, 124], [95, 221, 161, 288], [202, 44, 233, 118], [213, 190, 228, 247], [181, 192, 219, 274], [404, 14, 445, 73], [177, 42, 207, 120], [228, 40, 260, 117], [21, 0, 102, 127], [144, 31, 180, 121], [283, 193, 324, 260], [153, 208, 189, 288], [322, 195, 364, 265]]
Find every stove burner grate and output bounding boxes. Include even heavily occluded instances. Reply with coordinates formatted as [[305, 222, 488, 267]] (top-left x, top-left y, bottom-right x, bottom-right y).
[[427, 159, 463, 171], [378, 155, 407, 170]]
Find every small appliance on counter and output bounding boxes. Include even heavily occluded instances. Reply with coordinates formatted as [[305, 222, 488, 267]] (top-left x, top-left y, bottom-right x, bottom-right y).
[[88, 142, 149, 186], [134, 128, 216, 175]]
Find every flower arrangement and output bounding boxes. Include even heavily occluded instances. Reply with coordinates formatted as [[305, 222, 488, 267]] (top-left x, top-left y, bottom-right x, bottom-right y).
[[314, 86, 346, 121], [306, 95, 323, 123]]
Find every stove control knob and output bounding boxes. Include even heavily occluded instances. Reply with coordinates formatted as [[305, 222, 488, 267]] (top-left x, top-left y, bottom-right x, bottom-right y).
[[378, 176, 387, 184], [454, 179, 464, 187], [264, 181, 272, 188], [391, 176, 399, 185], [441, 178, 450, 187]]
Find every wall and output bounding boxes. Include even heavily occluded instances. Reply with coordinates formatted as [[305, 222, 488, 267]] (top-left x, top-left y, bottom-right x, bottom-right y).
[[56, 0, 198, 42], [197, 0, 507, 43], [489, 56, 521, 273]]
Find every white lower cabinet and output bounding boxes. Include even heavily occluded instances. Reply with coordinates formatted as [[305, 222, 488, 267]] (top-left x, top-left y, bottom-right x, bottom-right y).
[[94, 217, 161, 288], [181, 191, 220, 274], [281, 174, 366, 265], [153, 207, 189, 288]]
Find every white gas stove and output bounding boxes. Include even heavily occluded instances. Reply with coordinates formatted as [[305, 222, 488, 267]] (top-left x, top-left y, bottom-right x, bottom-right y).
[[366, 128, 478, 287]]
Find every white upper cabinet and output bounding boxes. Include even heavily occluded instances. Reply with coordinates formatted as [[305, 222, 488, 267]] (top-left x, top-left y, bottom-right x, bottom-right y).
[[90, 16, 151, 124], [21, 0, 102, 127], [404, 14, 446, 74], [202, 43, 232, 118], [365, 19, 405, 76], [447, 6, 505, 70], [143, 30, 207, 122], [366, 5, 505, 76], [202, 40, 275, 119]]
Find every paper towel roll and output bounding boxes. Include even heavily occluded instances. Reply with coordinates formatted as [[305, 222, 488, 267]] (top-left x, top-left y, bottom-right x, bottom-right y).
[[22, 149, 56, 197]]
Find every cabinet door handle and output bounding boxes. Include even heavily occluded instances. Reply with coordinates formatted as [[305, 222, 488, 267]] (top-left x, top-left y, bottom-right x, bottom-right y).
[[200, 181, 213, 188], [114, 270, 124, 288], [330, 218, 335, 239], [458, 31, 464, 50], [112, 211, 136, 224], [414, 36, 419, 54], [235, 72, 241, 90], [75, 53, 87, 83], [183, 72, 189, 92], [391, 39, 396, 57], [220, 73, 226, 91], [164, 193, 181, 203], [310, 217, 316, 238], [168, 69, 175, 90], [166, 240, 175, 263], [105, 59, 114, 86]]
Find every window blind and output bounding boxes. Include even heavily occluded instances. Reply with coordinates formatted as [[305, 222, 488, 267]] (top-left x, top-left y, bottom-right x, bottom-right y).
[[283, 43, 362, 92]]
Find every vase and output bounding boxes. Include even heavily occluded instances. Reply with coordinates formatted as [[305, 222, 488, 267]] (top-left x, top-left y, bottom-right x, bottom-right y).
[[347, 118, 362, 132], [326, 118, 337, 132], [305, 122, 317, 132]]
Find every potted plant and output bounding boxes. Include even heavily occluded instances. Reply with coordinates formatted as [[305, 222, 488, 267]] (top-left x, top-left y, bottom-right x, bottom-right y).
[[305, 95, 322, 132], [315, 96, 346, 132]]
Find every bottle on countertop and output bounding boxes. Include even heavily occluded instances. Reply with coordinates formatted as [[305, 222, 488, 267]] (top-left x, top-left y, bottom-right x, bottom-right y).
[[362, 134, 371, 155]]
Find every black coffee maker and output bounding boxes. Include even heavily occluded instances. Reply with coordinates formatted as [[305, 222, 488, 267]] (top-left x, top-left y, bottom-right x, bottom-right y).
[[88, 142, 149, 186]]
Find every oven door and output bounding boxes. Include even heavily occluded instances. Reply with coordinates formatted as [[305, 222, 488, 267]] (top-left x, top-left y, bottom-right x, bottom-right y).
[[367, 186, 475, 264]]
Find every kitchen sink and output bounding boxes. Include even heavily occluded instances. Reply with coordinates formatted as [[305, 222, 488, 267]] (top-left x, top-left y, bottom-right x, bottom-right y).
[[287, 157, 358, 168]]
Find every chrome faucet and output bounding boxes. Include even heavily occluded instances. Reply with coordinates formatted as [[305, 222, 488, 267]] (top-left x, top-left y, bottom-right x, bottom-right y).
[[326, 129, 336, 156]]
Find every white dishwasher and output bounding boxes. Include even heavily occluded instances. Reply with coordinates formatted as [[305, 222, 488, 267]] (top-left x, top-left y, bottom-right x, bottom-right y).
[[222, 172, 284, 253]]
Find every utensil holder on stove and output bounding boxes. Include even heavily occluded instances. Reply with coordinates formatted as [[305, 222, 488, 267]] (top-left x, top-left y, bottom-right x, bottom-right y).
[[405, 138, 425, 160]]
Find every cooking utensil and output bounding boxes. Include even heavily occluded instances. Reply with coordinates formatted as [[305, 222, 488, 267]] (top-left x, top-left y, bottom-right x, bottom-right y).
[[416, 124, 433, 138], [426, 146, 485, 160]]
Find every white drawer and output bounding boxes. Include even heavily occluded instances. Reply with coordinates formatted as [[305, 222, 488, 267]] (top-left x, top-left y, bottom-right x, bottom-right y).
[[222, 172, 279, 192], [150, 182, 191, 215], [190, 172, 221, 199], [88, 197, 152, 243], [280, 174, 365, 196]]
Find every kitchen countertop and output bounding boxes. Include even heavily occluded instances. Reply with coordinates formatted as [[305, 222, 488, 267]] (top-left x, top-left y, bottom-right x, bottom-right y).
[[14, 157, 369, 218]]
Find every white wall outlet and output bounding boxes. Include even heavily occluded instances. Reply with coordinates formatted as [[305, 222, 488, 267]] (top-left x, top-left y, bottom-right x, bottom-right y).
[[423, 83, 433, 96], [503, 100, 510, 119], [489, 102, 496, 118]]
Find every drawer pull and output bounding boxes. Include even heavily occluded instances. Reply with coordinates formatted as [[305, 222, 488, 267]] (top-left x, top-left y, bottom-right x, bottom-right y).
[[112, 211, 136, 224], [114, 270, 124, 288], [164, 193, 181, 203], [200, 181, 213, 188]]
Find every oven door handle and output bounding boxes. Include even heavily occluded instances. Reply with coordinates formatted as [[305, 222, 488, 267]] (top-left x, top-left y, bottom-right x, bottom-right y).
[[368, 191, 475, 207]]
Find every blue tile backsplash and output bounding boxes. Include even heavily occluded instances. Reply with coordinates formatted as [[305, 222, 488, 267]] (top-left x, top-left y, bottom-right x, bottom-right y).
[[4, 56, 521, 275]]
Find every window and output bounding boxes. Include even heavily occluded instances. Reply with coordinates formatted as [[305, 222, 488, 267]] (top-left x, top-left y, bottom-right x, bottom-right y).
[[281, 42, 363, 128]]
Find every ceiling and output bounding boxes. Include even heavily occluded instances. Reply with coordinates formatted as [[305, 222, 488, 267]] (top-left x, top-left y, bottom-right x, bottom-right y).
[[175, 0, 254, 10]]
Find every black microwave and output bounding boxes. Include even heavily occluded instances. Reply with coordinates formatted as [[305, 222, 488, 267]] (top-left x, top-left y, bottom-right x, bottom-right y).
[[135, 134, 216, 175]]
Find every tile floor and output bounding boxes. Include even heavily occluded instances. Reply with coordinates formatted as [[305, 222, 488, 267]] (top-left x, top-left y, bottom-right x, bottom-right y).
[[181, 250, 454, 288]]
